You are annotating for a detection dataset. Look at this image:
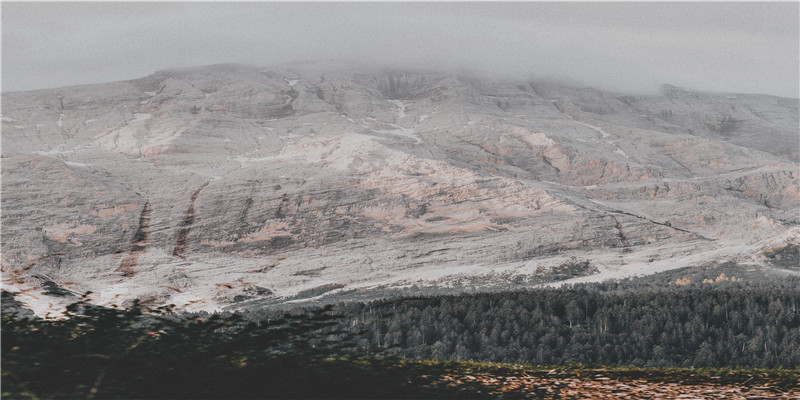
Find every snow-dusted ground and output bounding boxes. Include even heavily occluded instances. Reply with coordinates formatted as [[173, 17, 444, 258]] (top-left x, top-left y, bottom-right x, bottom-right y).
[[369, 100, 422, 142], [4, 227, 792, 318], [2, 65, 797, 317]]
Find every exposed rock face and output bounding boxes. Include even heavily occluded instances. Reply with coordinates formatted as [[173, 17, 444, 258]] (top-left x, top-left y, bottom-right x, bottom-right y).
[[2, 63, 798, 314]]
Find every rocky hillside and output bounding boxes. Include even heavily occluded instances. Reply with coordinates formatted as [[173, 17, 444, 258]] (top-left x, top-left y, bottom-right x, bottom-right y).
[[2, 63, 798, 315]]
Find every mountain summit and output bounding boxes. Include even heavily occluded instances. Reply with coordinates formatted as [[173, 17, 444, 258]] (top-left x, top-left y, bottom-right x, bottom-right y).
[[2, 64, 798, 315]]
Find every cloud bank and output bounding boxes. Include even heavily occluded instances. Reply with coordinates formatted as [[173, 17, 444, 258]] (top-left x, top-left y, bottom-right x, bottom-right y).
[[2, 2, 798, 97]]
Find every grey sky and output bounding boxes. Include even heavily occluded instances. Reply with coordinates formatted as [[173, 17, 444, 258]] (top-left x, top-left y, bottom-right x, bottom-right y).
[[2, 2, 798, 97]]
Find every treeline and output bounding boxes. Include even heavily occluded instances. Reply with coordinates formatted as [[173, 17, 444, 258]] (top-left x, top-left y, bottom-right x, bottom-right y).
[[4, 272, 800, 398], [341, 288, 800, 368], [241, 274, 800, 369]]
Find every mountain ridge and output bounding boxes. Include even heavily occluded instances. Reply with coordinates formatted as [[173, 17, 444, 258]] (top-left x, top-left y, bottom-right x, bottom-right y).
[[2, 63, 797, 316]]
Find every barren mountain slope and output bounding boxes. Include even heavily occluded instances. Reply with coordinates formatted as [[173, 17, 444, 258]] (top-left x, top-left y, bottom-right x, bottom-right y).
[[2, 64, 798, 315]]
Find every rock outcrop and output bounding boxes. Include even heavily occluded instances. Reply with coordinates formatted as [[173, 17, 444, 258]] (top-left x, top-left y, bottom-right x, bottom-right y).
[[2, 63, 798, 314]]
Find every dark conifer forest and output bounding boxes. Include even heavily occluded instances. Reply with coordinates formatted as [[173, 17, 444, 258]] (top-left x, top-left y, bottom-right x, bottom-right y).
[[3, 263, 799, 398], [240, 264, 800, 369], [328, 285, 800, 368]]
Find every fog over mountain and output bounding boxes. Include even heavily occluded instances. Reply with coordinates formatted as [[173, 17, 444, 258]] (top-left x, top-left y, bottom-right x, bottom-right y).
[[2, 2, 798, 97], [1, 3, 798, 315]]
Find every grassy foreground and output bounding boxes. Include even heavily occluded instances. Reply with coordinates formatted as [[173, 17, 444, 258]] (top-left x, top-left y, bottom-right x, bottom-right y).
[[4, 354, 798, 399]]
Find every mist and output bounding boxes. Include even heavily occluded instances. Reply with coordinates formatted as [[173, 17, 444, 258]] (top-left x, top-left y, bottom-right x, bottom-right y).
[[2, 2, 798, 97]]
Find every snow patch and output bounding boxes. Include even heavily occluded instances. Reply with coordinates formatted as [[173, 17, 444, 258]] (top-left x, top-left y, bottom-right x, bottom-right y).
[[170, 291, 221, 313], [372, 125, 422, 143], [1, 116, 15, 122], [614, 147, 630, 159], [65, 161, 92, 168], [133, 113, 152, 121], [96, 286, 130, 306], [588, 198, 607, 207], [32, 146, 71, 156], [1, 282, 70, 319], [144, 91, 157, 96], [236, 155, 282, 163], [84, 119, 98, 124], [388, 99, 406, 119], [574, 120, 610, 138]]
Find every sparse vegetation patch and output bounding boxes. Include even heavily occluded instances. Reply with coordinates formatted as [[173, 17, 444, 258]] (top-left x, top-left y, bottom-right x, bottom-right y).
[[763, 244, 800, 269]]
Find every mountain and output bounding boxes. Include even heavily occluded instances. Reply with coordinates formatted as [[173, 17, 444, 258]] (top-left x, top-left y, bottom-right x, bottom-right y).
[[2, 63, 798, 315]]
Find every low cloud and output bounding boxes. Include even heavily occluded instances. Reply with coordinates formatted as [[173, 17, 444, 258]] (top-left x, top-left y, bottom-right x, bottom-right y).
[[2, 2, 798, 97]]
